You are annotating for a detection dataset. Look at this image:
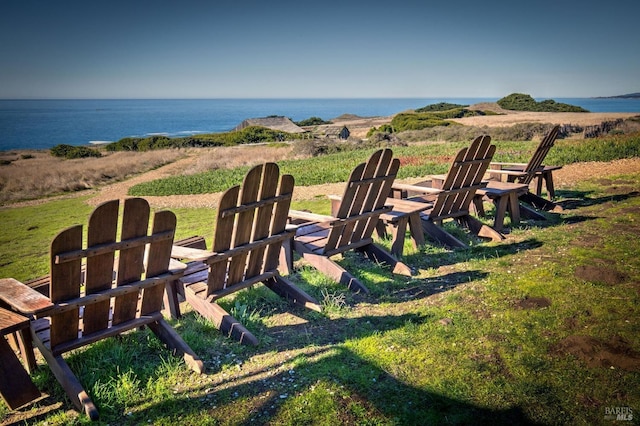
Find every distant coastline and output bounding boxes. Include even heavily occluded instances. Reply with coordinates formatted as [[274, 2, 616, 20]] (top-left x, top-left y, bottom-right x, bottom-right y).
[[2, 97, 640, 151], [595, 92, 640, 99]]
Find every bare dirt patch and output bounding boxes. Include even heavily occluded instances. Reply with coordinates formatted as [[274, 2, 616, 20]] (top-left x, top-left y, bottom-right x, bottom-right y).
[[574, 264, 629, 286], [516, 296, 551, 309], [552, 158, 640, 189], [551, 335, 640, 371]]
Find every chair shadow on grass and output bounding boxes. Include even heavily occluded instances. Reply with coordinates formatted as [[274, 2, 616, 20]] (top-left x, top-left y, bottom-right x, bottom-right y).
[[6, 286, 541, 425], [3, 229, 551, 424], [46, 312, 539, 424], [401, 238, 545, 271], [555, 189, 640, 210]]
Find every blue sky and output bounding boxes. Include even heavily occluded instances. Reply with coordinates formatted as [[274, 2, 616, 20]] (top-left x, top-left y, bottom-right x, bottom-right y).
[[1, 0, 638, 99]]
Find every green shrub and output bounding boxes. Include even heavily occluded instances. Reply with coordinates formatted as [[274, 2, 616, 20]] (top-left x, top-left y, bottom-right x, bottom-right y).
[[391, 112, 455, 132], [366, 124, 394, 137], [497, 93, 588, 112], [296, 116, 332, 126], [105, 127, 296, 152], [50, 144, 102, 159], [105, 137, 139, 151], [415, 102, 468, 112]]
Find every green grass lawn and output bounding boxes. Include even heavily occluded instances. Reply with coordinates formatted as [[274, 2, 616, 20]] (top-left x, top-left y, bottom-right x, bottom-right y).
[[1, 141, 639, 425], [128, 133, 640, 197]]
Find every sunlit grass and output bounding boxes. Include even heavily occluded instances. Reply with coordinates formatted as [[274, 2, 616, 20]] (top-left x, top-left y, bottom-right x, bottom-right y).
[[1, 157, 640, 425]]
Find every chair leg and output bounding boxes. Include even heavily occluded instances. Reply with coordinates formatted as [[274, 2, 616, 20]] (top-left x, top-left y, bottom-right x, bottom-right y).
[[359, 244, 413, 277], [507, 192, 521, 226], [0, 336, 40, 410], [279, 238, 294, 275], [520, 192, 563, 212], [182, 289, 259, 346], [492, 196, 509, 232], [421, 219, 467, 249], [163, 279, 182, 319], [265, 275, 322, 312], [518, 203, 547, 221], [36, 346, 98, 421], [375, 219, 389, 240], [463, 215, 505, 242], [536, 175, 544, 196], [148, 319, 205, 373], [472, 195, 486, 217], [386, 216, 408, 256], [407, 212, 426, 249], [301, 251, 369, 293], [544, 172, 556, 199]]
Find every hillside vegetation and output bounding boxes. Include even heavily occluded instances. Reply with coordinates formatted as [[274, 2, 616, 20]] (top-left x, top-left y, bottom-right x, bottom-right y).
[[497, 93, 589, 112], [61, 95, 589, 154], [104, 126, 297, 152]]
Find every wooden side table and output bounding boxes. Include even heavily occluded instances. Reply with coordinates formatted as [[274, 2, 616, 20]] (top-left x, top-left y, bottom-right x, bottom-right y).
[[378, 198, 432, 256], [474, 181, 534, 231], [0, 307, 40, 410], [534, 166, 562, 199]]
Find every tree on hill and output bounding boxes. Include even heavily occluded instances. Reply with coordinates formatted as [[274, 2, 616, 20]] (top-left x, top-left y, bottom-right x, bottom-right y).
[[497, 93, 588, 112], [50, 144, 102, 159], [415, 102, 468, 113], [296, 116, 332, 126]]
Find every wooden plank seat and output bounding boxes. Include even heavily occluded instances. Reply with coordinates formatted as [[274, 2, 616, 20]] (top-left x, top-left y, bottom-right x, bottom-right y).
[[0, 198, 204, 421], [167, 163, 321, 346], [284, 149, 413, 294], [487, 125, 563, 212], [388, 135, 504, 248]]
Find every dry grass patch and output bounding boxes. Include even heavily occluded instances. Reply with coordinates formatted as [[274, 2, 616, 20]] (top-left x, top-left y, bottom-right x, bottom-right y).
[[0, 149, 183, 205], [180, 144, 294, 175]]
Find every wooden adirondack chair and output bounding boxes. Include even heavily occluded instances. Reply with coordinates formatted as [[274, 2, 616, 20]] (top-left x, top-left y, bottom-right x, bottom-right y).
[[390, 135, 503, 248], [0, 198, 204, 421], [168, 163, 321, 346], [487, 124, 562, 211], [284, 149, 412, 294]]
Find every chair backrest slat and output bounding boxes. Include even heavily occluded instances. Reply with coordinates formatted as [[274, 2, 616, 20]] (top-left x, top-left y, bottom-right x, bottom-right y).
[[325, 149, 399, 253], [113, 198, 150, 325], [48, 198, 176, 353], [226, 165, 262, 286], [265, 174, 294, 271], [140, 210, 177, 315], [49, 225, 83, 348], [431, 135, 495, 220], [207, 163, 295, 298], [82, 200, 118, 335], [246, 163, 279, 278], [520, 125, 560, 184]]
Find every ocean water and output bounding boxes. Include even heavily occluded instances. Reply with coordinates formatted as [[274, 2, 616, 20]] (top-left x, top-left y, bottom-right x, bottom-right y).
[[1, 97, 639, 151]]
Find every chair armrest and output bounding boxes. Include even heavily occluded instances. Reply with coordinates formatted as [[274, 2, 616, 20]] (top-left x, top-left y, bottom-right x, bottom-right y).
[[168, 258, 188, 274], [485, 169, 527, 177], [171, 245, 217, 262], [288, 209, 337, 224], [392, 182, 443, 195], [0, 278, 53, 315], [490, 162, 528, 168]]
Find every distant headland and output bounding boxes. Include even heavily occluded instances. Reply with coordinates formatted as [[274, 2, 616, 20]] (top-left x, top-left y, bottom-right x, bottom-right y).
[[596, 92, 640, 99]]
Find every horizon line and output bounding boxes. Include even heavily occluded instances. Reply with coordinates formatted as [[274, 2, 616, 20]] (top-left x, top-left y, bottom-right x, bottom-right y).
[[0, 95, 628, 101]]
